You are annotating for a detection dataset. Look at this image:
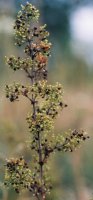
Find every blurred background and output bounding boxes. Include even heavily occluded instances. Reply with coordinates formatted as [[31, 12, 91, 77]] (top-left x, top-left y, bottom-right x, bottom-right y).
[[0, 0, 93, 199]]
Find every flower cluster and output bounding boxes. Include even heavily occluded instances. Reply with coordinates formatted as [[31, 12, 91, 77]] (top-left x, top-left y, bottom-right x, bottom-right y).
[[4, 157, 32, 193], [14, 2, 39, 46], [5, 2, 52, 86], [54, 129, 89, 152], [5, 84, 21, 102], [24, 38, 51, 58], [6, 56, 33, 71], [28, 129, 89, 162], [4, 157, 51, 197], [5, 81, 66, 117], [5, 83, 32, 102], [27, 112, 53, 135]]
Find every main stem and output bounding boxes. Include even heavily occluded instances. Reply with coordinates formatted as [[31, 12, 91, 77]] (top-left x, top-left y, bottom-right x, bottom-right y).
[[30, 66, 45, 200]]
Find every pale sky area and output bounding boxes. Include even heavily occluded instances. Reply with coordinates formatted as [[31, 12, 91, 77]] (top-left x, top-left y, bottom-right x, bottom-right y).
[[70, 6, 93, 43], [70, 6, 93, 65]]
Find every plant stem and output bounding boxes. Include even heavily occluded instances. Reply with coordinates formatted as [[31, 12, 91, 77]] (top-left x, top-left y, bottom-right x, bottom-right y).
[[38, 132, 43, 182], [29, 61, 45, 200], [32, 90, 45, 200]]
